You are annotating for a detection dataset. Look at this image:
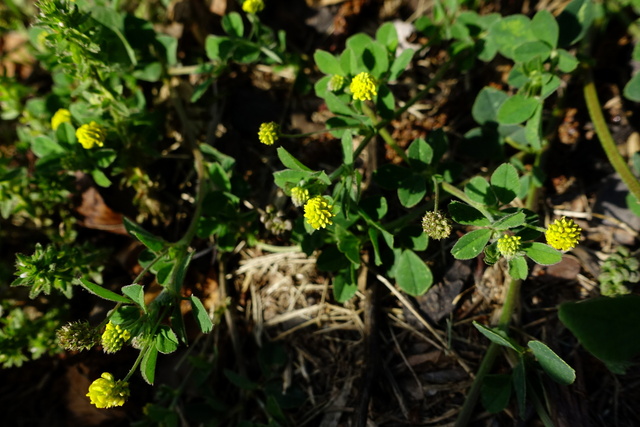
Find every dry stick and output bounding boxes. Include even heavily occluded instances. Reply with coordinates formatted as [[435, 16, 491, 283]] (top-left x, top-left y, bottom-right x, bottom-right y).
[[354, 269, 380, 427]]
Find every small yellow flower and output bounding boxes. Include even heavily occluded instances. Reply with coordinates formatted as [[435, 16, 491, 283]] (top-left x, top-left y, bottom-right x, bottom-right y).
[[328, 74, 345, 92], [497, 234, 521, 259], [51, 108, 72, 130], [242, 0, 264, 14], [101, 322, 131, 354], [545, 217, 582, 251], [258, 122, 279, 146], [290, 186, 310, 207], [421, 210, 452, 240], [304, 196, 335, 230], [349, 72, 377, 101], [86, 372, 129, 409], [76, 121, 107, 149]]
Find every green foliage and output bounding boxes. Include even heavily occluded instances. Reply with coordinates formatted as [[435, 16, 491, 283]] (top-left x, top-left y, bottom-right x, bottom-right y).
[[598, 246, 640, 296], [559, 296, 640, 374]]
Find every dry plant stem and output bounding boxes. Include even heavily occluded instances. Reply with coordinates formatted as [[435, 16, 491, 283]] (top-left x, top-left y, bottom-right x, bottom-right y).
[[583, 69, 640, 202], [354, 272, 380, 427]]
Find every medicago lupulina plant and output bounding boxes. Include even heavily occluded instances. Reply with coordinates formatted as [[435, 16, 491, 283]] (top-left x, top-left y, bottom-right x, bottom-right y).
[[3, 0, 640, 424]]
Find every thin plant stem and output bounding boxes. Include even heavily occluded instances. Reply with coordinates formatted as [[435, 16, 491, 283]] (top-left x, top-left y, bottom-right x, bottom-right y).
[[361, 103, 410, 163], [440, 181, 495, 221], [583, 69, 640, 202]]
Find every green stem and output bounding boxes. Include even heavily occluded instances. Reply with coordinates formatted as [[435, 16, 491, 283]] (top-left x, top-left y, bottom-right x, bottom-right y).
[[440, 181, 494, 221], [132, 247, 170, 285], [361, 103, 410, 163], [280, 126, 357, 139], [583, 69, 640, 202]]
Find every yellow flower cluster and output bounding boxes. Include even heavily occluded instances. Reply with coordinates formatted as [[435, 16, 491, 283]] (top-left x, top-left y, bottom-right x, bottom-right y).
[[421, 210, 452, 240], [304, 196, 335, 230], [545, 217, 582, 251], [51, 108, 72, 130], [258, 122, 279, 146], [242, 0, 264, 14], [349, 72, 377, 101], [76, 121, 107, 149], [87, 372, 129, 409], [290, 186, 310, 207], [497, 234, 521, 259], [101, 322, 131, 354]]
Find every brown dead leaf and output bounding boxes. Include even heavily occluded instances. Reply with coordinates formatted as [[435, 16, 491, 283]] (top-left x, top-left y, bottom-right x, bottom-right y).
[[77, 187, 127, 235]]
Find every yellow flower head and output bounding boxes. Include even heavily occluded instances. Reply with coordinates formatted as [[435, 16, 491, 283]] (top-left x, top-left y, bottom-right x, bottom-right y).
[[51, 108, 72, 130], [242, 0, 264, 13], [328, 74, 345, 92], [87, 372, 129, 409], [258, 122, 279, 146], [349, 72, 377, 101], [497, 234, 521, 259], [545, 217, 581, 251], [304, 196, 335, 230], [76, 121, 107, 149], [421, 210, 452, 240], [290, 186, 310, 207], [101, 322, 131, 354]]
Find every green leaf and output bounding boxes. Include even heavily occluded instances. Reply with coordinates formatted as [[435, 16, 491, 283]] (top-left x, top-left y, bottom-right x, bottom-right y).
[[624, 73, 640, 102], [490, 163, 520, 204], [627, 192, 640, 217], [91, 6, 137, 66], [397, 177, 426, 208], [224, 369, 258, 390], [451, 229, 492, 260], [324, 91, 354, 116], [376, 84, 395, 119], [389, 48, 414, 81], [531, 10, 559, 48], [123, 217, 166, 252], [191, 77, 213, 103], [32, 136, 64, 158], [492, 211, 526, 230], [55, 122, 76, 147], [513, 356, 527, 416], [488, 14, 536, 59], [481, 374, 512, 413], [91, 169, 111, 188], [92, 149, 117, 168], [364, 43, 389, 78], [336, 225, 361, 266], [333, 267, 357, 303], [556, 49, 579, 73], [277, 147, 312, 171], [141, 346, 158, 385], [156, 325, 179, 354], [222, 12, 244, 37], [522, 242, 562, 265], [314, 49, 343, 75], [121, 284, 146, 312], [558, 296, 640, 374], [375, 22, 398, 52], [189, 295, 214, 333], [341, 132, 354, 166], [448, 201, 491, 226], [525, 104, 543, 150], [508, 256, 528, 280], [465, 176, 497, 205], [205, 35, 232, 61], [473, 321, 522, 352], [406, 138, 433, 171], [528, 340, 576, 385], [396, 250, 433, 296], [497, 94, 539, 125], [513, 40, 552, 62], [472, 87, 508, 125], [76, 278, 131, 303], [557, 0, 595, 48]]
